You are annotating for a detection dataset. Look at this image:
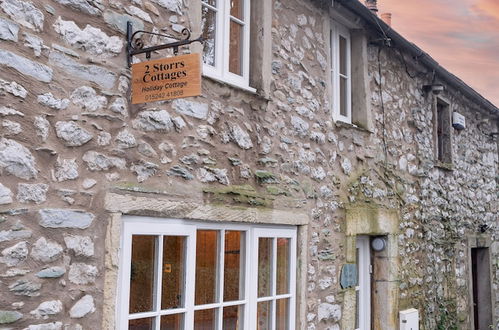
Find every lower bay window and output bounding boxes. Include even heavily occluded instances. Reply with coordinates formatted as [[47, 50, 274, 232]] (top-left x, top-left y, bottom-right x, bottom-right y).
[[119, 216, 297, 330]]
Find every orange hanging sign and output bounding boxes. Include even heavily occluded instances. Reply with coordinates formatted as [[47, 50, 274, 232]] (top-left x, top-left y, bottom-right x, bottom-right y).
[[131, 53, 201, 104]]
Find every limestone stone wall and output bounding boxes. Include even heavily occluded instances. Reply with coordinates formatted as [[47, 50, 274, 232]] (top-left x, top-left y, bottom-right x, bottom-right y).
[[0, 0, 497, 329]]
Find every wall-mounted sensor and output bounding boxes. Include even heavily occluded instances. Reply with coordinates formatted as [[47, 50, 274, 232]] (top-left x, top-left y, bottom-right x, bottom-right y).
[[422, 83, 444, 95], [371, 237, 387, 252], [452, 112, 465, 130]]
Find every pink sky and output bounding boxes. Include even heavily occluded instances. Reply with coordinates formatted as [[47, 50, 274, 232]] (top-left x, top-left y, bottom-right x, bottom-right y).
[[377, 0, 499, 107]]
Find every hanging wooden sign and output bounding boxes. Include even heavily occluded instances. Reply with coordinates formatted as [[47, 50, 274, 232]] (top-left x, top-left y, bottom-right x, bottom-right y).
[[131, 53, 201, 104]]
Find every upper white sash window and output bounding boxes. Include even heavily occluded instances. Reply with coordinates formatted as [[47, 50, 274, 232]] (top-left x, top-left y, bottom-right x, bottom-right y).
[[201, 0, 251, 90], [330, 22, 352, 123]]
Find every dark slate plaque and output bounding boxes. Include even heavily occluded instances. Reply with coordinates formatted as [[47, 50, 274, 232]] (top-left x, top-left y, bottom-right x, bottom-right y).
[[340, 263, 358, 289]]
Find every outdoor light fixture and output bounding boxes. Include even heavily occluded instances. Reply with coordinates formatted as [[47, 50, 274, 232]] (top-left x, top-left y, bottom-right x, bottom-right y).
[[422, 83, 444, 95], [371, 237, 387, 252]]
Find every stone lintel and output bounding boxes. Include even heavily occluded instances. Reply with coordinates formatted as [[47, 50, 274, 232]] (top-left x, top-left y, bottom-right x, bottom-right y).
[[104, 192, 309, 226], [468, 234, 492, 248], [345, 205, 399, 236]]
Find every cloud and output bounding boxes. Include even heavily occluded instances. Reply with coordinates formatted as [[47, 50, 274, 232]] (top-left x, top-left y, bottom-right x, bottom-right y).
[[378, 0, 499, 106], [473, 0, 499, 20]]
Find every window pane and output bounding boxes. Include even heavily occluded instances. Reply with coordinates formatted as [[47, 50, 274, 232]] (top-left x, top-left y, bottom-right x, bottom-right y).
[[257, 301, 272, 330], [276, 299, 289, 330], [276, 238, 290, 295], [195, 230, 219, 305], [194, 308, 218, 330], [224, 231, 245, 301], [230, 0, 244, 20], [129, 235, 157, 314], [223, 305, 244, 330], [258, 238, 272, 297], [229, 20, 243, 76], [161, 314, 184, 330], [130, 317, 155, 330], [355, 290, 359, 329], [202, 0, 216, 6], [339, 35, 347, 76], [161, 236, 186, 309], [340, 76, 348, 117], [330, 30, 334, 72], [202, 6, 216, 66]]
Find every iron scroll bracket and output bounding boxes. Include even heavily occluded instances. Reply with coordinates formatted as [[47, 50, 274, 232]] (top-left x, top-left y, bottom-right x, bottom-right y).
[[126, 21, 204, 67]]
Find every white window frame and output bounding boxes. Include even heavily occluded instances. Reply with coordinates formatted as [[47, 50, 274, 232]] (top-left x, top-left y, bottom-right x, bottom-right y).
[[250, 227, 297, 330], [355, 236, 371, 330], [330, 21, 352, 124], [202, 0, 253, 91], [118, 216, 296, 330]]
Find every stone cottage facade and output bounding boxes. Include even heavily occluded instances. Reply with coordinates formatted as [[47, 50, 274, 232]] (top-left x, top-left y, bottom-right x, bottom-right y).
[[0, 0, 497, 329]]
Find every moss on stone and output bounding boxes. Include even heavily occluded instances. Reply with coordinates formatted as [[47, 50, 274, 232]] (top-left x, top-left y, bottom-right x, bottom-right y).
[[113, 182, 166, 194], [0, 310, 22, 324], [203, 184, 274, 207], [254, 170, 279, 184], [258, 157, 278, 166], [265, 186, 291, 196]]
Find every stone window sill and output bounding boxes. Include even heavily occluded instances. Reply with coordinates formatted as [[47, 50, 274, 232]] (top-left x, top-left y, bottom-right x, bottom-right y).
[[202, 74, 271, 102], [334, 120, 371, 133], [435, 161, 454, 171]]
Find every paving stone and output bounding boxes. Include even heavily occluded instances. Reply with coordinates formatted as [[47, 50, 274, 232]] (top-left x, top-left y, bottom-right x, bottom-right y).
[[228, 123, 253, 149], [52, 0, 103, 16], [70, 86, 107, 112], [103, 10, 143, 34], [0, 0, 44, 31], [34, 116, 50, 142], [149, 0, 182, 14], [68, 263, 98, 285], [36, 266, 66, 278], [0, 310, 22, 324], [0, 79, 27, 98], [0, 268, 30, 277], [115, 129, 137, 148], [64, 235, 94, 257], [8, 279, 41, 296], [0, 17, 19, 41], [37, 93, 69, 110], [82, 151, 126, 171], [2, 120, 22, 135], [0, 241, 28, 267], [48, 51, 116, 89], [24, 32, 47, 56], [38, 209, 94, 229], [53, 158, 79, 181], [53, 17, 122, 56], [0, 183, 13, 205], [131, 161, 158, 182], [17, 183, 48, 204], [0, 229, 32, 243], [24, 322, 63, 330], [30, 300, 63, 319], [132, 109, 174, 132], [31, 238, 63, 262], [173, 99, 208, 120], [55, 121, 93, 147], [0, 50, 52, 82], [69, 295, 95, 318], [167, 165, 194, 180]]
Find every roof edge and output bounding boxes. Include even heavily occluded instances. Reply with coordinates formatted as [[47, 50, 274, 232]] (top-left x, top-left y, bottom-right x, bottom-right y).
[[337, 0, 499, 117]]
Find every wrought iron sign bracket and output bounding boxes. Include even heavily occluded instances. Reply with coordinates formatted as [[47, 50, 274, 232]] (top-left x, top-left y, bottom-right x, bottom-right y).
[[126, 21, 203, 67]]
